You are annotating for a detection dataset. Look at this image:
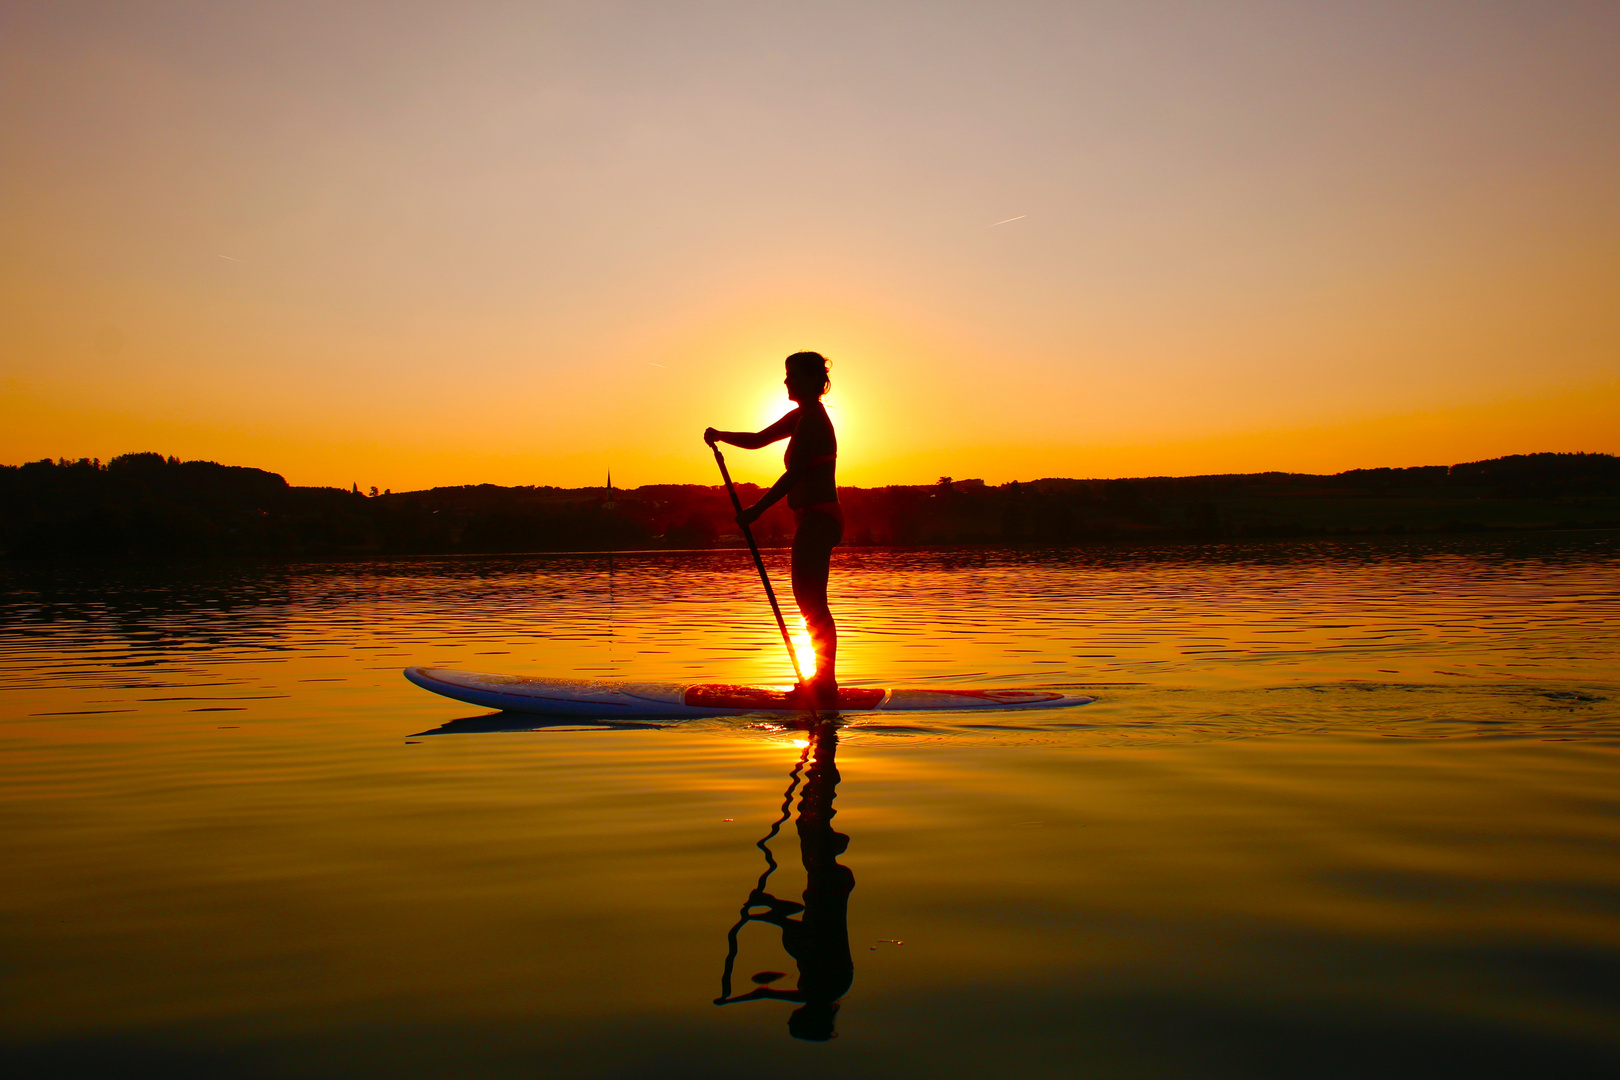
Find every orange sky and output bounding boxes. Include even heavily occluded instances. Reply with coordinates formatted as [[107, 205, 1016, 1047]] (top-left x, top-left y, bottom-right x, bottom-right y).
[[2, 1, 1616, 492]]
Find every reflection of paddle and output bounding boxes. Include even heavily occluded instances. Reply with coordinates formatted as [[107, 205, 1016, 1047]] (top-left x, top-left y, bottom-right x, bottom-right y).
[[716, 739, 809, 1006], [709, 442, 817, 719]]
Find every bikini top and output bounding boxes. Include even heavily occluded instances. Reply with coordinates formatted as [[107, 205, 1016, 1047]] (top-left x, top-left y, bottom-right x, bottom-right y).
[[786, 451, 837, 470], [786, 407, 837, 470]]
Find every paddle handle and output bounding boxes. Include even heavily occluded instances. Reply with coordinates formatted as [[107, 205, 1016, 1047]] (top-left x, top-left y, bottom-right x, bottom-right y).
[[709, 442, 817, 717]]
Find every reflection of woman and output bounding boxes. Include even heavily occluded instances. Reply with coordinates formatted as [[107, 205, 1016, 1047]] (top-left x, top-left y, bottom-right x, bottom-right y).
[[705, 352, 841, 705], [715, 723, 854, 1041]]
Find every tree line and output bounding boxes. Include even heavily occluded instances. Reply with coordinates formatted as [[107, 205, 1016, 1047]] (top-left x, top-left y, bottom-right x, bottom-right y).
[[2, 450, 1616, 559]]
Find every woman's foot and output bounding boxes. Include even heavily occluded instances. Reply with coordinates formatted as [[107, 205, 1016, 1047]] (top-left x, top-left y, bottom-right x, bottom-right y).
[[802, 673, 839, 709]]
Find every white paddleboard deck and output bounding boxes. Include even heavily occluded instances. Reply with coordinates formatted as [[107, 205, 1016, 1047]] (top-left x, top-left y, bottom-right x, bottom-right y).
[[405, 667, 1094, 718]]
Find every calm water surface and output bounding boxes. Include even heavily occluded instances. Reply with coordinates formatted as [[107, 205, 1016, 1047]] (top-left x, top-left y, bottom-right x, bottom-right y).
[[3, 536, 1618, 1077]]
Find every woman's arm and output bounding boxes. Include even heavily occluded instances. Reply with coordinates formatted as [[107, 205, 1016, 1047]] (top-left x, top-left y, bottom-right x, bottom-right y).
[[704, 410, 799, 451], [737, 465, 800, 525]]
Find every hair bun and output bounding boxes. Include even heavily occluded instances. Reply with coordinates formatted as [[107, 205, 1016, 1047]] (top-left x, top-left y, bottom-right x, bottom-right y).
[[784, 351, 832, 396]]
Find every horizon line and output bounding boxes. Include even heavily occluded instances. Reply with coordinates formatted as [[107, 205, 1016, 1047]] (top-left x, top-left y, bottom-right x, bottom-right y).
[[10, 449, 1615, 495]]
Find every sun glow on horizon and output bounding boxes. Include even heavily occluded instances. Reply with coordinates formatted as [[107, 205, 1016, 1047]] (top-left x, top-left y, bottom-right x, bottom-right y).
[[2, 4, 1616, 488]]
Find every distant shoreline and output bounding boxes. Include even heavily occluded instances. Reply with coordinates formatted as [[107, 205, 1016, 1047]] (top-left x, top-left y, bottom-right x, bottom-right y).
[[4, 451, 1617, 561]]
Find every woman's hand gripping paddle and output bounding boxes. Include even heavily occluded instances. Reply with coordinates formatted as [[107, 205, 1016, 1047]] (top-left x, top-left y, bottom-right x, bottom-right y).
[[709, 442, 820, 720]]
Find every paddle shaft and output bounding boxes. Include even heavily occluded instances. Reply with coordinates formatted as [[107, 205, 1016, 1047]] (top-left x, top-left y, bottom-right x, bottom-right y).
[[709, 443, 818, 717]]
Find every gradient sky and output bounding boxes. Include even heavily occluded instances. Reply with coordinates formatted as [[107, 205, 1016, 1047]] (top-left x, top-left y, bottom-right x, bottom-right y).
[[3, 1, 1616, 491]]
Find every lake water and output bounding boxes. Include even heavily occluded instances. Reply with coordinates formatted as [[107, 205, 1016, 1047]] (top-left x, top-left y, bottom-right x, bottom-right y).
[[3, 536, 1618, 1078]]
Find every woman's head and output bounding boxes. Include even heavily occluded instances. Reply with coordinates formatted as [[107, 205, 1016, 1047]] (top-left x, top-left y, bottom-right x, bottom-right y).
[[784, 351, 831, 402]]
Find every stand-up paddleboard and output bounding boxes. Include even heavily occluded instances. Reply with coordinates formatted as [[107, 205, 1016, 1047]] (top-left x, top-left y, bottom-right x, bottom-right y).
[[405, 667, 1094, 718]]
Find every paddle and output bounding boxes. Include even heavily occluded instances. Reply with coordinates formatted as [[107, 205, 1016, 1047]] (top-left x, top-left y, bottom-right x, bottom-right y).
[[709, 442, 819, 719]]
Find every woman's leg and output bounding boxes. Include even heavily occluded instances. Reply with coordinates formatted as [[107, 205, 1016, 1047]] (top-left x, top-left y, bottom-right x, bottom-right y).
[[791, 510, 842, 696]]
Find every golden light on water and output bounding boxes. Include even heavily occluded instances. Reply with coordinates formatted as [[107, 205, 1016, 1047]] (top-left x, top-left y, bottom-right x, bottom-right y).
[[3, 545, 1619, 1070]]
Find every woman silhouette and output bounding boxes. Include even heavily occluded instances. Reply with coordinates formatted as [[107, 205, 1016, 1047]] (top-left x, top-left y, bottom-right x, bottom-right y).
[[705, 352, 841, 705]]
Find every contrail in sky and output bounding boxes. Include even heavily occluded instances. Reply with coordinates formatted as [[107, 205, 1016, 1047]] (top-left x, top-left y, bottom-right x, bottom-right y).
[[217, 255, 242, 261], [990, 215, 1026, 226], [648, 362, 665, 367]]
